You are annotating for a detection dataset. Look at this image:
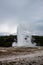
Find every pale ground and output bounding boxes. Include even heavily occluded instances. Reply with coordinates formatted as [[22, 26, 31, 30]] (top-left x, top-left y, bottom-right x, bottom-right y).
[[0, 47, 43, 65]]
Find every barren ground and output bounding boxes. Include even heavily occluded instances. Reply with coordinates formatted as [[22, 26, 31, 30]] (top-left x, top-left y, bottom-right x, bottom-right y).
[[0, 47, 43, 65]]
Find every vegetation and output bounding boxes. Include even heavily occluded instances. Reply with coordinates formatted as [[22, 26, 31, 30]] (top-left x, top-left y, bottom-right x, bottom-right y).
[[0, 34, 43, 47], [31, 36, 43, 46], [0, 35, 17, 47]]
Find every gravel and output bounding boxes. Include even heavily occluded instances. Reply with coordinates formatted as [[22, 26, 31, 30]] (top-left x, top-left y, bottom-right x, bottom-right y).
[[0, 47, 43, 65]]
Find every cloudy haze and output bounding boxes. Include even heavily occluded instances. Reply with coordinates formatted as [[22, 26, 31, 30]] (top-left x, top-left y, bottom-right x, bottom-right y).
[[0, 0, 43, 35]]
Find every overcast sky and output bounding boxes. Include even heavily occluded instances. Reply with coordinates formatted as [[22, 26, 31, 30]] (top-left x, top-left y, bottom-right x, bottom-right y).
[[0, 0, 43, 35]]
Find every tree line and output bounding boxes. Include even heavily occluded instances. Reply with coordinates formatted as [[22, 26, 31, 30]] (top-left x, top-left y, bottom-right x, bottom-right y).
[[31, 36, 43, 46], [0, 35, 43, 47], [0, 35, 17, 47]]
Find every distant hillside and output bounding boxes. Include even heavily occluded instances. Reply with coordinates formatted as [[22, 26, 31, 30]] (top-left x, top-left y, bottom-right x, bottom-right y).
[[0, 32, 9, 36]]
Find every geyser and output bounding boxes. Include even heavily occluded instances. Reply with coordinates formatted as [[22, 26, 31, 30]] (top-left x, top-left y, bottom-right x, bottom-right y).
[[12, 24, 36, 47]]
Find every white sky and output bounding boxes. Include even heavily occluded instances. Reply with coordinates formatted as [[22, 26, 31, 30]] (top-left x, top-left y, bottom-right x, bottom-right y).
[[0, 0, 43, 35]]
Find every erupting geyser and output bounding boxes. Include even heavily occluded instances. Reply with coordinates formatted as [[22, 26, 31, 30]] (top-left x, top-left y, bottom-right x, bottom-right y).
[[12, 24, 36, 47]]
